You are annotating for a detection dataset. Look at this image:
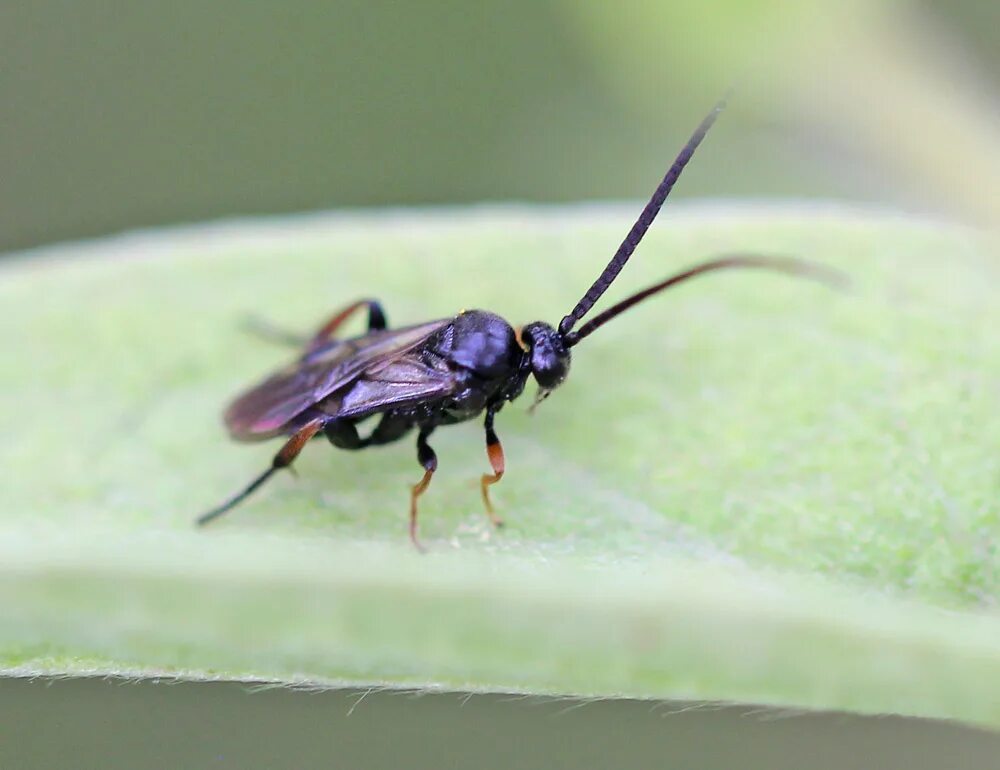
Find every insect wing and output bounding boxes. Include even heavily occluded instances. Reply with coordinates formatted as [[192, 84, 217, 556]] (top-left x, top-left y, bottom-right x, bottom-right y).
[[334, 351, 457, 419], [225, 319, 450, 440]]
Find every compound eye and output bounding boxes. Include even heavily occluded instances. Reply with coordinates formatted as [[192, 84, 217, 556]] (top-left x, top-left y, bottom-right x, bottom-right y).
[[532, 348, 568, 390]]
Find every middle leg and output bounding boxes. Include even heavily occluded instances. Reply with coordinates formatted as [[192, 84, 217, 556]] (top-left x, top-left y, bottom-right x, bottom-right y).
[[480, 408, 505, 529], [409, 426, 437, 551]]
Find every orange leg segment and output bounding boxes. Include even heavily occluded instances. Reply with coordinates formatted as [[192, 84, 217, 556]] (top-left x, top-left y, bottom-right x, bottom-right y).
[[306, 299, 386, 353], [480, 410, 505, 528], [197, 417, 325, 526], [408, 427, 437, 552], [409, 469, 434, 552]]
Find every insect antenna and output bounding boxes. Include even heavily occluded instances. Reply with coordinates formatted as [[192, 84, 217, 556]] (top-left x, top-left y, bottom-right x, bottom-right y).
[[558, 96, 728, 338], [563, 255, 848, 347]]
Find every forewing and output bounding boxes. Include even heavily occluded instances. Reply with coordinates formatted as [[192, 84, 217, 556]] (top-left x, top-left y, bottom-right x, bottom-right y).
[[225, 319, 449, 440], [333, 351, 457, 419]]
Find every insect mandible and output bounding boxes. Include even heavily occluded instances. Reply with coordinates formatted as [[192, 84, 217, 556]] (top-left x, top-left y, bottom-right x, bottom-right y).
[[196, 98, 843, 549]]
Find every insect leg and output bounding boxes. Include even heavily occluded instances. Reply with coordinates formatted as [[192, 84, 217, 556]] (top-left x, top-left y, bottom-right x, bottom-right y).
[[324, 419, 369, 450], [409, 426, 437, 552], [306, 299, 388, 353], [479, 408, 505, 528], [247, 300, 389, 354], [365, 414, 413, 446], [242, 300, 387, 352], [196, 418, 325, 526], [324, 414, 412, 452]]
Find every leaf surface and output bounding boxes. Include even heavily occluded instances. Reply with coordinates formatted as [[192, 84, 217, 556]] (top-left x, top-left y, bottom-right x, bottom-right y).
[[2, 205, 998, 727]]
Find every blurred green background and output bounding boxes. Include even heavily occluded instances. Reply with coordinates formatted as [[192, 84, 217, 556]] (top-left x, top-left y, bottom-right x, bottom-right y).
[[4, 679, 1000, 769], [1, 0, 997, 253]]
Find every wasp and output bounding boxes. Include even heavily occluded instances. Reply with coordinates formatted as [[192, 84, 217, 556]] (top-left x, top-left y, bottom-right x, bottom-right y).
[[197, 99, 843, 549]]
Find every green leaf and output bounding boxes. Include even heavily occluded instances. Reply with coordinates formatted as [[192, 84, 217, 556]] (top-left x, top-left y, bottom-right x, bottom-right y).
[[2, 205, 998, 728]]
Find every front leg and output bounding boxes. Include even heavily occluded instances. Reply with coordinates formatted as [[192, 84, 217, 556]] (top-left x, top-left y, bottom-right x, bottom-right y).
[[480, 408, 505, 529]]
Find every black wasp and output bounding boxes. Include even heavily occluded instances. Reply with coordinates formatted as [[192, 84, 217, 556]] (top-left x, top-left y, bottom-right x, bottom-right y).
[[197, 99, 842, 549]]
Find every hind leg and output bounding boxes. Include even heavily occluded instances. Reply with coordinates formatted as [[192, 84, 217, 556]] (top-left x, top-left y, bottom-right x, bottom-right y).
[[324, 413, 413, 450], [306, 299, 387, 353], [197, 417, 326, 526], [244, 299, 388, 352]]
